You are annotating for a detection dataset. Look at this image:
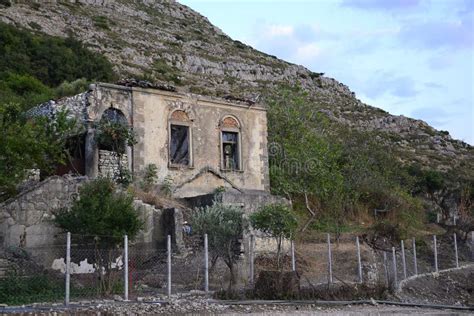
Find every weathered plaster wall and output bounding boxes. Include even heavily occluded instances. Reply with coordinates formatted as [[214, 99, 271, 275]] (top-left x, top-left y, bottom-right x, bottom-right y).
[[90, 83, 269, 198]]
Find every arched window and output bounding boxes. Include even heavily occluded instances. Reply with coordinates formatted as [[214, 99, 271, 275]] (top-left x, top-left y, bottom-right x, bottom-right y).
[[169, 110, 192, 167], [220, 116, 241, 171], [98, 108, 128, 153]]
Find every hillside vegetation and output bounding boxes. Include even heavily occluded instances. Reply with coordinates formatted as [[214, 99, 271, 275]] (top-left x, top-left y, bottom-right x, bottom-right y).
[[0, 0, 472, 236]]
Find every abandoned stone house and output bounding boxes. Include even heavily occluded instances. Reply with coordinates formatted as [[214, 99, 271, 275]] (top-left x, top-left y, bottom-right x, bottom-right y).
[[33, 81, 271, 198], [0, 81, 284, 269]]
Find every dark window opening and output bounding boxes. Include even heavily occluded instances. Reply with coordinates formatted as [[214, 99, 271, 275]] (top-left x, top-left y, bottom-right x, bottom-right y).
[[222, 131, 239, 170], [52, 133, 86, 176], [170, 124, 190, 165]]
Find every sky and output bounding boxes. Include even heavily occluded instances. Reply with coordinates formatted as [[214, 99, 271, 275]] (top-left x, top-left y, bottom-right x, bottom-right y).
[[179, 0, 474, 144]]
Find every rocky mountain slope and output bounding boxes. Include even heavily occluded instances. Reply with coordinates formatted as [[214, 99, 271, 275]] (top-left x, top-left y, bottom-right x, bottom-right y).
[[1, 0, 472, 175]]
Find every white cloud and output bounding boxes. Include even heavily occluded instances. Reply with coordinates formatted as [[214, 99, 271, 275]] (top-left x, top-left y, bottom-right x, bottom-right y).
[[265, 24, 294, 37], [295, 43, 322, 61]]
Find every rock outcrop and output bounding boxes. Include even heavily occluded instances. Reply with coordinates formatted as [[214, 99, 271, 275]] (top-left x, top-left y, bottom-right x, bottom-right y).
[[0, 0, 472, 174]]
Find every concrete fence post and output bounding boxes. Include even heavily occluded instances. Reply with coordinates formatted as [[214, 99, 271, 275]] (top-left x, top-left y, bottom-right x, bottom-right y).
[[291, 240, 296, 272], [249, 234, 255, 284], [401, 240, 407, 279], [65, 232, 71, 306], [204, 233, 209, 292], [454, 233, 459, 268], [383, 251, 389, 287], [167, 234, 172, 298], [356, 236, 362, 283], [412, 238, 418, 276], [327, 233, 333, 284], [392, 247, 397, 289], [433, 235, 438, 273], [124, 235, 129, 301]]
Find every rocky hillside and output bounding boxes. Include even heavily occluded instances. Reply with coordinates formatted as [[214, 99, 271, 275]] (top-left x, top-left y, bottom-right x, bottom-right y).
[[1, 0, 472, 175]]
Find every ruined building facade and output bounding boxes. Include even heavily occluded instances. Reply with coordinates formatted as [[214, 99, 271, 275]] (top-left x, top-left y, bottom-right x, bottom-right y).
[[33, 82, 270, 198]]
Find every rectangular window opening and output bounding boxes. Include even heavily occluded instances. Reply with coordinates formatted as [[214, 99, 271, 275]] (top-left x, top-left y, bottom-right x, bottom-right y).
[[170, 124, 190, 166], [222, 131, 239, 170]]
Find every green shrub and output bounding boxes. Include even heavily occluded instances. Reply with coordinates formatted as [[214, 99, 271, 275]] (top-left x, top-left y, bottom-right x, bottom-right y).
[[54, 178, 143, 295], [0, 274, 63, 305], [250, 204, 297, 269], [55, 78, 90, 98], [92, 15, 110, 30], [140, 164, 158, 192], [0, 21, 116, 89]]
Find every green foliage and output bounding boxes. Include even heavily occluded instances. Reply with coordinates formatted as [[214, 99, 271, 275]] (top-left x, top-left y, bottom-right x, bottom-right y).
[[0, 103, 79, 201], [161, 175, 173, 197], [0, 21, 115, 87], [140, 164, 158, 192], [95, 119, 137, 186], [267, 86, 343, 202], [250, 204, 297, 239], [0, 274, 63, 305], [54, 178, 143, 244], [152, 59, 182, 84], [92, 15, 110, 30], [0, 21, 115, 109], [191, 203, 246, 290], [250, 204, 297, 269], [55, 78, 90, 98], [266, 85, 428, 236], [0, 73, 54, 110], [407, 164, 445, 194], [54, 178, 142, 295], [95, 120, 136, 153]]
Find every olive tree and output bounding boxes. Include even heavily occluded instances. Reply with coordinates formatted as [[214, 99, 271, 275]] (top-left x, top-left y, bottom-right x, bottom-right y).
[[191, 202, 246, 292], [250, 204, 297, 270]]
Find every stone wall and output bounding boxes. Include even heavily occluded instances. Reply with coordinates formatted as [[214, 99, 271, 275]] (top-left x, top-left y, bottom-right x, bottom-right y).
[[0, 174, 183, 269], [0, 175, 87, 251], [98, 149, 128, 178]]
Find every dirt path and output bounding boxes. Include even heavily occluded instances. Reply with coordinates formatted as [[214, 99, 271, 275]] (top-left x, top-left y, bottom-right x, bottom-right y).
[[396, 264, 474, 306]]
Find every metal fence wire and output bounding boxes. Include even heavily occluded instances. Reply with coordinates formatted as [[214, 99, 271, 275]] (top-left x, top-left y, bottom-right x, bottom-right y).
[[0, 231, 472, 305]]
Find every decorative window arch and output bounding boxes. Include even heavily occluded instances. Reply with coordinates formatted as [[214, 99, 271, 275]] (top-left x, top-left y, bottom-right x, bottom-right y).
[[219, 115, 242, 171], [169, 110, 193, 167]]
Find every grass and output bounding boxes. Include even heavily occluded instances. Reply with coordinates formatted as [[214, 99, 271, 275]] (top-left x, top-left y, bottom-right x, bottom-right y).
[[0, 274, 63, 305], [0, 273, 124, 305], [93, 16, 111, 30]]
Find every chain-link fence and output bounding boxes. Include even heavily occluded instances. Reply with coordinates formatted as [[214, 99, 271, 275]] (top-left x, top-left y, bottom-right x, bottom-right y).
[[1, 231, 472, 305]]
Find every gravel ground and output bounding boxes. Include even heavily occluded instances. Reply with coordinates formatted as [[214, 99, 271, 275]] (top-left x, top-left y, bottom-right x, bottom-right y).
[[1, 293, 473, 316]]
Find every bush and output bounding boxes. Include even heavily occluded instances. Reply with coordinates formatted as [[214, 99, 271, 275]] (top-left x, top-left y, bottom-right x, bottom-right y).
[[250, 204, 297, 269], [55, 78, 90, 98], [0, 274, 63, 305], [54, 178, 143, 295], [0, 21, 115, 91], [191, 203, 246, 291]]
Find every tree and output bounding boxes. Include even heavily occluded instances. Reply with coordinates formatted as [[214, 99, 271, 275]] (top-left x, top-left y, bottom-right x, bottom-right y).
[[54, 177, 143, 294], [0, 102, 78, 201], [266, 85, 344, 231], [191, 203, 246, 292], [250, 204, 297, 270]]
